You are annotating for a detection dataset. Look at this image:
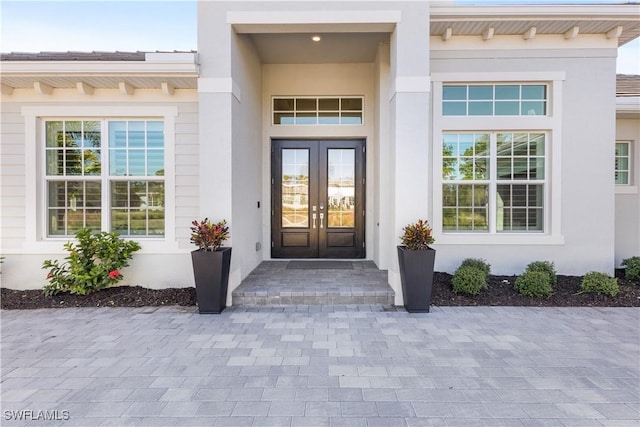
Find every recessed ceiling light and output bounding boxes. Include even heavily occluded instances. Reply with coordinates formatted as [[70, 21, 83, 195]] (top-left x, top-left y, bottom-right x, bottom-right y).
[[312, 35, 321, 42]]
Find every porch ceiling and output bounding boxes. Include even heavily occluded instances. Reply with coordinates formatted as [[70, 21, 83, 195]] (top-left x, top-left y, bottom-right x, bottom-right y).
[[247, 32, 390, 64]]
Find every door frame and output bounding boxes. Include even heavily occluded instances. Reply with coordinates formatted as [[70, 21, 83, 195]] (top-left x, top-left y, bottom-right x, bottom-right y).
[[271, 138, 366, 259]]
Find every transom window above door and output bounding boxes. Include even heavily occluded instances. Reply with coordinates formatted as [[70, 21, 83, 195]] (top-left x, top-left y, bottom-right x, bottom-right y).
[[273, 97, 363, 125]]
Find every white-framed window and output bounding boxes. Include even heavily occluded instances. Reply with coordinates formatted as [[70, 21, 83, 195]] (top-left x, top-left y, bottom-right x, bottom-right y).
[[615, 141, 631, 185], [443, 84, 547, 116], [272, 97, 364, 125], [443, 132, 546, 233], [431, 72, 564, 244], [44, 119, 165, 238]]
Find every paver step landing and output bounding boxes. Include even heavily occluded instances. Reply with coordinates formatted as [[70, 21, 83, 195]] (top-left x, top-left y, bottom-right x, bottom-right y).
[[232, 261, 394, 306]]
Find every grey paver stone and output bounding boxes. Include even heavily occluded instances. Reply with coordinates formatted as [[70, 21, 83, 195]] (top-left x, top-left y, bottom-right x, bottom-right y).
[[232, 401, 271, 416]]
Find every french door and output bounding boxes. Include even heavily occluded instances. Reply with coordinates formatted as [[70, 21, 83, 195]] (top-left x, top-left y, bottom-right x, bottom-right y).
[[271, 139, 365, 258]]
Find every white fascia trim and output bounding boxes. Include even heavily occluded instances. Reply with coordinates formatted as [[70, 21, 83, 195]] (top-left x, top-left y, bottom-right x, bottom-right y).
[[1, 61, 198, 76], [228, 10, 401, 31], [616, 96, 640, 112], [430, 5, 640, 19], [431, 71, 566, 83], [21, 105, 179, 254]]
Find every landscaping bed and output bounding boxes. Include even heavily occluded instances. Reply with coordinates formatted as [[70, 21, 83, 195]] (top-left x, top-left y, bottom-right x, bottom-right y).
[[1, 273, 639, 309]]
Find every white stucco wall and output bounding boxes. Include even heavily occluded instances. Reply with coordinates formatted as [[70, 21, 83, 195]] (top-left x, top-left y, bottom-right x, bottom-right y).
[[615, 117, 640, 265], [0, 89, 200, 289], [430, 40, 619, 275], [231, 32, 264, 290]]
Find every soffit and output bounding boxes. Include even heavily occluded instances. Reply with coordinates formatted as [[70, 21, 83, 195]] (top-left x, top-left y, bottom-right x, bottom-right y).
[[0, 75, 197, 90], [0, 52, 198, 90], [431, 5, 640, 46]]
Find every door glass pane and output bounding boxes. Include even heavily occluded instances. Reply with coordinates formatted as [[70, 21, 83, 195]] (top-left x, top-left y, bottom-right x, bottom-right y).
[[282, 149, 309, 228], [327, 149, 355, 228]]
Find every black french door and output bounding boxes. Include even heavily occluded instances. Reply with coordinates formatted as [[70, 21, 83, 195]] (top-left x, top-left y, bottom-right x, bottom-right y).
[[271, 139, 365, 258]]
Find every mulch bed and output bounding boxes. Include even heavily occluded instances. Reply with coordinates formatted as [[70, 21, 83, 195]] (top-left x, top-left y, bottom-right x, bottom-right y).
[[1, 273, 639, 310]]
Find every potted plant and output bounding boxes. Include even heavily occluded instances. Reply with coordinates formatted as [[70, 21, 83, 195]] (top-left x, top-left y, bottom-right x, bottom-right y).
[[190, 218, 231, 314], [397, 219, 436, 313]]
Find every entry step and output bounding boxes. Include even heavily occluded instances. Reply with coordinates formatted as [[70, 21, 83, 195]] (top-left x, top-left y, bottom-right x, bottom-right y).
[[232, 261, 394, 306]]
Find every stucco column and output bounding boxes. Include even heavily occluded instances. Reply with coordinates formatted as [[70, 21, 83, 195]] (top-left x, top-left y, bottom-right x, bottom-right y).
[[197, 2, 233, 226], [387, 3, 431, 305]]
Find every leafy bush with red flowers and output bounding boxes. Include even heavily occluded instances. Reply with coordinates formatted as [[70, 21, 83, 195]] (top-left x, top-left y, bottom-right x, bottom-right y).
[[42, 228, 140, 296]]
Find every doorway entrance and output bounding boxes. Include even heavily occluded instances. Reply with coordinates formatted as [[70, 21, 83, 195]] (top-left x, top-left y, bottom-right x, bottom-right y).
[[271, 139, 365, 258]]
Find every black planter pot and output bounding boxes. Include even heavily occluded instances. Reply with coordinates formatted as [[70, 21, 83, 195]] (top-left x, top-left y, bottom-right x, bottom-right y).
[[191, 247, 232, 314], [397, 246, 436, 313]]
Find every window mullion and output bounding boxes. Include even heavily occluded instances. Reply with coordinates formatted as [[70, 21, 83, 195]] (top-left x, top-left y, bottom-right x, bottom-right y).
[[101, 120, 110, 232], [489, 133, 497, 234]]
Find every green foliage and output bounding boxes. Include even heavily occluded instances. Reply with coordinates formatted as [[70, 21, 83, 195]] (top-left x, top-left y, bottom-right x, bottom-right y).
[[514, 270, 553, 298], [525, 260, 557, 285], [452, 265, 488, 296], [621, 256, 640, 281], [459, 258, 491, 280], [581, 272, 619, 297], [400, 219, 435, 250], [190, 218, 229, 251], [42, 229, 140, 296]]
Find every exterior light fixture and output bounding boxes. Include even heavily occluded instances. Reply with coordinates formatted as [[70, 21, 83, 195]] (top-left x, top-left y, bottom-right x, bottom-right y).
[[312, 35, 321, 42]]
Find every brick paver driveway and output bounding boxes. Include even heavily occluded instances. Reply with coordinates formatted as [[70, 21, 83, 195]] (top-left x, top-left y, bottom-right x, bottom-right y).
[[1, 306, 638, 426]]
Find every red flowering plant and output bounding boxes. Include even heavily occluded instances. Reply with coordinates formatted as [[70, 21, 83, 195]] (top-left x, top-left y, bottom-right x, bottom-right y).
[[190, 218, 229, 251], [42, 228, 140, 296]]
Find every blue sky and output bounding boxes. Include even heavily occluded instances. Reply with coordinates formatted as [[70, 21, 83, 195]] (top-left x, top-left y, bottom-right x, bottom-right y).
[[1, 0, 638, 73]]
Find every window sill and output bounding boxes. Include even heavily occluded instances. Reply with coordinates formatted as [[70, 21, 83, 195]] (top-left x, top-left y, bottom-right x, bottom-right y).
[[434, 233, 565, 246], [615, 186, 638, 195]]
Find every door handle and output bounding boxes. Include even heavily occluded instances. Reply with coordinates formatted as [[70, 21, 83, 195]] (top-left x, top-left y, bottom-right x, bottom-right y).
[[312, 213, 317, 229], [320, 213, 324, 229]]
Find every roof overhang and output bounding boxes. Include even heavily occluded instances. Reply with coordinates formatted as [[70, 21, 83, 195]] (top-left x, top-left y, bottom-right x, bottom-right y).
[[617, 96, 640, 119], [0, 52, 199, 93], [430, 4, 640, 46]]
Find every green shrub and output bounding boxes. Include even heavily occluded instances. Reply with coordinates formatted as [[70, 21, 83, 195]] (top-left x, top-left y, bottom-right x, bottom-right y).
[[452, 265, 488, 296], [459, 258, 491, 280], [42, 228, 140, 296], [621, 256, 640, 281], [581, 272, 619, 297], [525, 261, 557, 285], [514, 270, 553, 298]]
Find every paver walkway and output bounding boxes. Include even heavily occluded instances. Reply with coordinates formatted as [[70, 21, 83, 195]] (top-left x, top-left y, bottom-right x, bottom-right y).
[[1, 306, 638, 426]]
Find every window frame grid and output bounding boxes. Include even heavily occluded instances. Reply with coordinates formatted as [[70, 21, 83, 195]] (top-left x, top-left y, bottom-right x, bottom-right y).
[[272, 96, 364, 126], [442, 132, 548, 234], [615, 141, 631, 186], [442, 84, 548, 117], [43, 118, 166, 239]]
